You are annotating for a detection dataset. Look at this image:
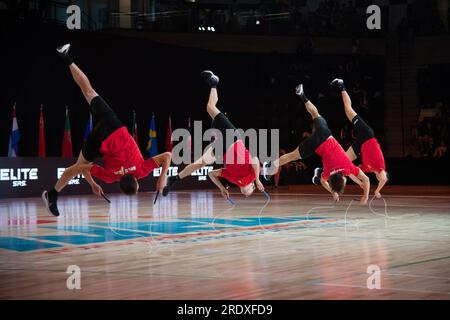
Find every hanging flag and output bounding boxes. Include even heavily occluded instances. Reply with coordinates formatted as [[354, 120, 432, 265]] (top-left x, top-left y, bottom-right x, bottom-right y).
[[38, 105, 46, 157], [165, 114, 173, 152], [132, 110, 138, 144], [83, 112, 93, 143], [187, 114, 192, 154], [146, 113, 158, 157], [61, 106, 73, 157], [8, 103, 20, 157]]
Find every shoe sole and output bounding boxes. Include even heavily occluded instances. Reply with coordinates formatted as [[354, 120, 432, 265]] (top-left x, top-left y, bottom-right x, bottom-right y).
[[57, 43, 70, 54], [201, 71, 219, 85], [262, 162, 272, 182], [41, 190, 53, 216]]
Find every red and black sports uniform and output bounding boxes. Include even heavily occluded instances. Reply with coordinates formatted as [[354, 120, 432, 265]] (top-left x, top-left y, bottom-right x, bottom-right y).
[[209, 112, 256, 187], [84, 95, 158, 182], [298, 117, 360, 180], [350, 115, 386, 174]]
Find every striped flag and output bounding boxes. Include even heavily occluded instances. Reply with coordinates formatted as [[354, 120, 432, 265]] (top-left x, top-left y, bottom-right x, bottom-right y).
[[8, 103, 20, 157], [132, 110, 138, 144], [83, 112, 93, 143], [187, 114, 192, 154], [165, 114, 173, 152], [146, 113, 158, 157], [38, 105, 46, 157], [61, 106, 73, 157]]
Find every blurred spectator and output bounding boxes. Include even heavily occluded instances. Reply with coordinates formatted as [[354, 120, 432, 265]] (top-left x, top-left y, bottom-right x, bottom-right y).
[[433, 140, 448, 157]]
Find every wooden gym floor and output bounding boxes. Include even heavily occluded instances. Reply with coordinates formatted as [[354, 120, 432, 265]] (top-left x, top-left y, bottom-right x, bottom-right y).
[[0, 185, 449, 299]]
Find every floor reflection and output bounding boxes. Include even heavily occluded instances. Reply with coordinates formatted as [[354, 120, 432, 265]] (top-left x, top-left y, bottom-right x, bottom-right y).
[[0, 202, 37, 230], [190, 192, 214, 218]]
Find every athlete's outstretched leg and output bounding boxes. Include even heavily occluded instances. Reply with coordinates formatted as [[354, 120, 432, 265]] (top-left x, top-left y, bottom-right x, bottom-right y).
[[57, 44, 98, 104], [163, 71, 220, 196], [274, 149, 301, 168], [179, 146, 216, 179], [206, 88, 220, 119], [201, 70, 221, 119], [263, 84, 320, 179], [43, 44, 101, 216], [295, 84, 321, 119], [331, 78, 357, 122]]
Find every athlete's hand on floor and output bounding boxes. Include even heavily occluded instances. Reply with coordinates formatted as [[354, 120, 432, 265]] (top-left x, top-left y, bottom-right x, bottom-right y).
[[156, 175, 167, 193], [375, 191, 382, 199], [332, 192, 340, 202], [360, 195, 369, 205], [220, 188, 230, 200], [92, 183, 104, 198], [256, 179, 265, 192]]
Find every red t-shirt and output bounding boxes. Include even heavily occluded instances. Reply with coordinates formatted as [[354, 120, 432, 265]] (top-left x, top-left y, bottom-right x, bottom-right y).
[[359, 138, 386, 173], [90, 127, 159, 183], [315, 137, 360, 180], [220, 140, 256, 187]]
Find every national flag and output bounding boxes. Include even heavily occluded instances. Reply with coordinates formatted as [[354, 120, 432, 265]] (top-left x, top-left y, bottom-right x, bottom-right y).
[[83, 112, 93, 143], [132, 110, 138, 144], [187, 114, 192, 154], [38, 105, 46, 157], [61, 106, 73, 157], [146, 113, 158, 157], [165, 114, 173, 152], [8, 103, 20, 157]]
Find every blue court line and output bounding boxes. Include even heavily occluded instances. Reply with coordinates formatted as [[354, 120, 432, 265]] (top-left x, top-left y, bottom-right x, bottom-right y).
[[188, 216, 327, 227], [91, 221, 227, 234], [0, 237, 62, 252], [33, 226, 154, 245], [0, 216, 334, 252]]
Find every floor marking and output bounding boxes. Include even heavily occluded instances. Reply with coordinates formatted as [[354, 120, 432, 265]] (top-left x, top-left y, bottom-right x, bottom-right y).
[[216, 192, 450, 200], [383, 272, 450, 280], [388, 255, 450, 269], [290, 233, 450, 243], [312, 282, 450, 295], [0, 267, 226, 280]]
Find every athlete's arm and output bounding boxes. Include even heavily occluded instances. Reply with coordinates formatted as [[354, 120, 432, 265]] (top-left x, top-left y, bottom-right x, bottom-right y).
[[320, 176, 340, 202], [208, 169, 229, 199], [152, 152, 172, 192], [79, 164, 104, 197], [349, 170, 370, 205], [252, 156, 264, 192]]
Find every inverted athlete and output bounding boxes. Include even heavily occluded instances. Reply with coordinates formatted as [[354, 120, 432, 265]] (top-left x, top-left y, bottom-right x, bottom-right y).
[[263, 84, 370, 205], [163, 70, 264, 200], [330, 78, 388, 198], [42, 44, 172, 216]]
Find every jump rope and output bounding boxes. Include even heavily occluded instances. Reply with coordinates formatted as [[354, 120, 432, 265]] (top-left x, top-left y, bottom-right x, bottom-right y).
[[104, 179, 421, 248]]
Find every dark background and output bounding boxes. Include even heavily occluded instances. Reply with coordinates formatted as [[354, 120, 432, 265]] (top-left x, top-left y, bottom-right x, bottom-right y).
[[1, 1, 449, 188]]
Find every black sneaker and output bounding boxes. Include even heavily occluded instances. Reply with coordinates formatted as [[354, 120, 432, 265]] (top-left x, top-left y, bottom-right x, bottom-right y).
[[312, 167, 323, 185], [41, 190, 60, 217], [162, 176, 179, 197], [201, 70, 219, 87], [330, 78, 345, 90]]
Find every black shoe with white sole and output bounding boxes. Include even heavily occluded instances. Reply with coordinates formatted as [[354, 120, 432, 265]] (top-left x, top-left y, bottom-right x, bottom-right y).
[[295, 84, 309, 103], [201, 70, 219, 88], [262, 161, 273, 182], [312, 167, 323, 185], [57, 43, 70, 55], [162, 176, 179, 197], [330, 78, 345, 91], [42, 190, 60, 217], [56, 43, 73, 66]]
